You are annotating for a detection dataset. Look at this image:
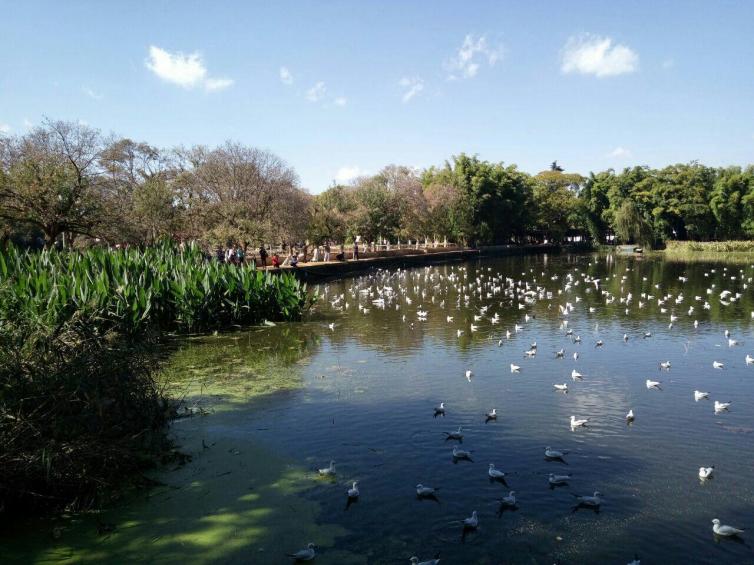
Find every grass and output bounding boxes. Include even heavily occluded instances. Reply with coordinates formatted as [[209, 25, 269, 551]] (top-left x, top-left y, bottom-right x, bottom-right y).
[[664, 240, 754, 253]]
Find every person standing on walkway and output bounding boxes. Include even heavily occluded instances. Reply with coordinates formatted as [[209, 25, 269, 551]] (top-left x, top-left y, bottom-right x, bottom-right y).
[[353, 240, 359, 261], [259, 245, 268, 267]]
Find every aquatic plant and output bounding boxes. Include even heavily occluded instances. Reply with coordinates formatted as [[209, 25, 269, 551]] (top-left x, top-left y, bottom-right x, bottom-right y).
[[0, 241, 313, 515]]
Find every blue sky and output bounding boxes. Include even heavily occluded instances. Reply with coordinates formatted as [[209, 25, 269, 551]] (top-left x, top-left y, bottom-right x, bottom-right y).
[[1, 0, 753, 192]]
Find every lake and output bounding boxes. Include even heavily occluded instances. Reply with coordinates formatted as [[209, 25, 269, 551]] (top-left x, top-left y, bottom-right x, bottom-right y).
[[6, 252, 754, 564]]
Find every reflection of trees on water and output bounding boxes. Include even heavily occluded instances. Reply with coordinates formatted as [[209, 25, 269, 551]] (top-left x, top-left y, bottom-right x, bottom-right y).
[[314, 254, 754, 356]]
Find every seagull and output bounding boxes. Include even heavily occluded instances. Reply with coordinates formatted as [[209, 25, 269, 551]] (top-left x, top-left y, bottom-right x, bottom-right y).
[[498, 490, 517, 507], [545, 446, 568, 459], [554, 383, 568, 392], [465, 369, 473, 381], [488, 463, 507, 481], [446, 316, 454, 322], [409, 556, 440, 565], [646, 379, 662, 390], [318, 460, 336, 477], [510, 363, 521, 373], [714, 400, 731, 413], [573, 491, 602, 508], [623, 333, 629, 342], [694, 390, 709, 401], [659, 361, 671, 370], [556, 349, 565, 358], [595, 340, 604, 347], [626, 409, 635, 422], [713, 361, 724, 369], [571, 369, 584, 380], [416, 484, 439, 497], [485, 408, 498, 422], [347, 481, 360, 499], [434, 402, 446, 416], [699, 466, 714, 480], [746, 354, 754, 365], [328, 323, 335, 331], [287, 543, 316, 561], [452, 446, 473, 460], [570, 415, 589, 428], [463, 510, 479, 529], [573, 352, 579, 360], [549, 473, 571, 485], [712, 518, 744, 537], [444, 426, 464, 441]]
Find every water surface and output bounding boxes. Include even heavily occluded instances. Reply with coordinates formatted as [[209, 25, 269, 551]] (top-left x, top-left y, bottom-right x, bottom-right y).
[[8, 252, 754, 564]]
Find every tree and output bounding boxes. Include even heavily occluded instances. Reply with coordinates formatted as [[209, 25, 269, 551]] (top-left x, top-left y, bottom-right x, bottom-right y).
[[0, 120, 105, 246], [614, 199, 653, 246]]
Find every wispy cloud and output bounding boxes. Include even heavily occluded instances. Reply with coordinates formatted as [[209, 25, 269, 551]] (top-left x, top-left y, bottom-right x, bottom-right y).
[[561, 34, 638, 77], [399, 77, 424, 103], [145, 45, 233, 91], [306, 81, 326, 102], [608, 146, 632, 158], [334, 96, 347, 107], [82, 86, 103, 100], [446, 34, 503, 80], [280, 66, 293, 85], [0, 123, 11, 135], [335, 165, 367, 183]]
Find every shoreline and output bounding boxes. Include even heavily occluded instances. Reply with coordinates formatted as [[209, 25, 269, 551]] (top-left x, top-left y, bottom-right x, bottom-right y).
[[268, 243, 562, 281]]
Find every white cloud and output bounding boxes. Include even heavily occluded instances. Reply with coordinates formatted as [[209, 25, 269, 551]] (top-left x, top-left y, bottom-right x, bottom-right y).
[[82, 86, 103, 100], [145, 45, 233, 91], [306, 81, 326, 102], [0, 123, 11, 135], [334, 96, 347, 107], [446, 34, 503, 80], [608, 146, 632, 158], [204, 77, 234, 91], [561, 34, 639, 77], [335, 165, 367, 183], [279, 66, 293, 85], [399, 76, 424, 103]]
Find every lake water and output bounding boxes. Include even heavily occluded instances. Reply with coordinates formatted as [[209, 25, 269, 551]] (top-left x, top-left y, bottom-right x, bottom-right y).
[[7, 252, 754, 564]]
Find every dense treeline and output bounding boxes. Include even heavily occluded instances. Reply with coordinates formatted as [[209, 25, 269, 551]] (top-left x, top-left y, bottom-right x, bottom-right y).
[[2, 120, 754, 251], [0, 242, 311, 515]]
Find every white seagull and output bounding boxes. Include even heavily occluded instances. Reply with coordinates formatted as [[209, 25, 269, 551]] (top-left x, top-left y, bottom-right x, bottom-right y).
[[463, 510, 479, 529], [510, 363, 521, 373], [570, 415, 589, 428], [571, 369, 584, 380], [347, 481, 360, 499], [712, 518, 744, 537], [287, 543, 316, 561], [694, 390, 709, 401], [416, 484, 439, 497], [713, 361, 724, 370], [626, 409, 635, 422], [545, 447, 568, 459], [554, 383, 568, 392], [318, 460, 336, 477], [699, 466, 714, 480], [488, 463, 507, 480], [646, 379, 662, 390], [549, 473, 571, 485], [714, 400, 731, 413]]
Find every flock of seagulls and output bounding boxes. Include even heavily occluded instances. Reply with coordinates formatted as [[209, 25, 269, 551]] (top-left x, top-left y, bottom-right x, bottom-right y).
[[288, 259, 754, 562]]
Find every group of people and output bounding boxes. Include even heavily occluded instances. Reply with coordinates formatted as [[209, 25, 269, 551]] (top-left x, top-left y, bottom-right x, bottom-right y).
[[211, 240, 363, 269]]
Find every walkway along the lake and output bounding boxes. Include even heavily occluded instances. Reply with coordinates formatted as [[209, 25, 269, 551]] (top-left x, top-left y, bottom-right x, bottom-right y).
[[267, 244, 561, 282]]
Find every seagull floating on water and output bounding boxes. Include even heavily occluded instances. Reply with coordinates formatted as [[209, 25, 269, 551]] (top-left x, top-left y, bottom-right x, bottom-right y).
[[409, 556, 440, 565], [444, 426, 463, 441], [318, 460, 336, 477], [545, 446, 568, 459], [498, 490, 517, 507], [554, 383, 568, 392], [434, 402, 445, 417], [694, 390, 709, 401], [510, 363, 521, 373], [646, 379, 662, 390], [570, 415, 589, 428], [347, 481, 360, 499], [488, 463, 507, 481], [713, 361, 724, 369], [626, 409, 635, 422], [573, 491, 602, 508], [714, 400, 731, 413], [712, 518, 744, 537], [699, 466, 714, 480], [462, 510, 479, 529], [287, 543, 316, 561], [452, 446, 473, 460], [549, 473, 571, 485], [571, 369, 584, 380], [416, 484, 439, 497]]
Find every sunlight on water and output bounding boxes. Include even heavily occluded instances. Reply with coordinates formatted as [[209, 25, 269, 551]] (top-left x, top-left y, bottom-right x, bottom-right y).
[[7, 252, 754, 564]]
